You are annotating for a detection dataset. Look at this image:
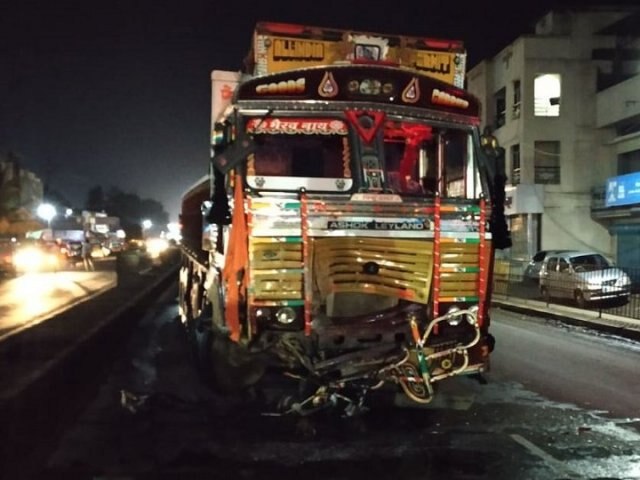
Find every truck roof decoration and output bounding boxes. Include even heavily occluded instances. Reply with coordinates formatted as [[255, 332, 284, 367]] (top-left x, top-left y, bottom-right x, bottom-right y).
[[247, 22, 467, 88], [236, 65, 479, 118]]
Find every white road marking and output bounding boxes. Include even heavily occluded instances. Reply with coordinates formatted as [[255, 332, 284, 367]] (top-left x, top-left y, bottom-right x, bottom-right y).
[[510, 433, 583, 479]]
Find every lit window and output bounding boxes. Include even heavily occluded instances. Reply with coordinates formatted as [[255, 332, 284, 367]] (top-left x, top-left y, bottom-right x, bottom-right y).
[[534, 74, 560, 117]]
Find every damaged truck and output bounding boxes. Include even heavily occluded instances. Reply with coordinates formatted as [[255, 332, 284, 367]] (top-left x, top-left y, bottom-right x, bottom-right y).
[[178, 22, 510, 415]]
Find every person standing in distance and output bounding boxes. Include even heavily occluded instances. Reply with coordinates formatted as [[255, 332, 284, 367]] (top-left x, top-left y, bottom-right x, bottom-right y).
[[82, 233, 95, 271]]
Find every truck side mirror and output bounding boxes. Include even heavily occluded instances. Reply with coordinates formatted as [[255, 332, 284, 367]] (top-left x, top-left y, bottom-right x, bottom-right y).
[[212, 136, 256, 174], [480, 129, 511, 250], [205, 169, 231, 225]]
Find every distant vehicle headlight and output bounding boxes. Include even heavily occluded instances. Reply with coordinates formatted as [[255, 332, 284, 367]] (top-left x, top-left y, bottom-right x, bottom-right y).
[[146, 237, 169, 258], [14, 247, 53, 272]]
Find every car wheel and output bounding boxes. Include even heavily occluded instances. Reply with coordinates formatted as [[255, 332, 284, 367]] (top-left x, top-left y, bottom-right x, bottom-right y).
[[540, 286, 550, 303], [574, 290, 586, 309]]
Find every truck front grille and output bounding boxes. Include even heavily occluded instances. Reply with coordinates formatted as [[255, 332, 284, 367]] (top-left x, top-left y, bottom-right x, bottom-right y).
[[313, 237, 433, 304]]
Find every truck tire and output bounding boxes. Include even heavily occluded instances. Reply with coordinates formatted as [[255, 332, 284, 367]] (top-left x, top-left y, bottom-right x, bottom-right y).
[[205, 328, 268, 393]]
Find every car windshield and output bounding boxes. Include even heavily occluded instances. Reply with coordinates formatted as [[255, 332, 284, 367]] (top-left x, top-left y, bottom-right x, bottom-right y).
[[570, 254, 610, 271]]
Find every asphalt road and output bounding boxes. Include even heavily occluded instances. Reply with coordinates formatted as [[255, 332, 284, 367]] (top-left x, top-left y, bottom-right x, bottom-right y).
[[33, 294, 640, 480], [0, 250, 179, 480], [0, 264, 116, 340], [490, 308, 640, 419]]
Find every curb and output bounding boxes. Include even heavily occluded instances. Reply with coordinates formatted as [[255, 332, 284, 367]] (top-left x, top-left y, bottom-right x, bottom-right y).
[[492, 296, 640, 342]]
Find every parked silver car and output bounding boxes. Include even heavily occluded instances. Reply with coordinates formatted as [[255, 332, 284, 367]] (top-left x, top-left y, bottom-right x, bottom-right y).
[[523, 249, 571, 283], [539, 251, 631, 308]]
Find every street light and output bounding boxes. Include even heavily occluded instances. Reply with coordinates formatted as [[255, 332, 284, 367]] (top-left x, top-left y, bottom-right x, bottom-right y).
[[142, 219, 152, 231], [142, 219, 152, 238], [37, 203, 57, 229]]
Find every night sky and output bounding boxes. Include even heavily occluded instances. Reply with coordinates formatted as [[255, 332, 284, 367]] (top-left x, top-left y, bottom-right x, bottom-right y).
[[0, 0, 628, 221]]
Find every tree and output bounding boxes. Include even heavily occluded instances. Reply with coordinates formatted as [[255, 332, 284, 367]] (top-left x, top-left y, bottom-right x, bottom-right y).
[[0, 151, 23, 216], [85, 185, 105, 212], [86, 186, 169, 238]]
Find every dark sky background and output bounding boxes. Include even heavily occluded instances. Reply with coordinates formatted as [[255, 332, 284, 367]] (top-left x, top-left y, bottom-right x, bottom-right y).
[[0, 0, 630, 221]]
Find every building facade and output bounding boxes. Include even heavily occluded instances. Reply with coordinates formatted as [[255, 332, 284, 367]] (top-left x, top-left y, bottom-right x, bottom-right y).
[[592, 11, 640, 272], [467, 6, 639, 266], [0, 153, 44, 234]]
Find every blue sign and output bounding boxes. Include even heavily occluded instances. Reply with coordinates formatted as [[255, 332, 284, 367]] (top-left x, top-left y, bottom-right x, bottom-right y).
[[605, 172, 640, 207]]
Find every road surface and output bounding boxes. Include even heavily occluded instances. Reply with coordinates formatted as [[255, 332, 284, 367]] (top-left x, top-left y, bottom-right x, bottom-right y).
[[0, 264, 116, 341], [490, 308, 640, 419], [34, 297, 640, 480]]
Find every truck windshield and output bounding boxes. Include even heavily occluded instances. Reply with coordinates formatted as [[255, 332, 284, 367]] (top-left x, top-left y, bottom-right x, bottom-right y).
[[244, 117, 481, 198], [383, 121, 481, 199], [245, 118, 352, 192]]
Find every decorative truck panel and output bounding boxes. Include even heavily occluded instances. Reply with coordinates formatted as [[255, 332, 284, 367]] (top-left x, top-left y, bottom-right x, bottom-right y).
[[249, 22, 466, 88], [314, 237, 434, 304], [246, 194, 491, 307]]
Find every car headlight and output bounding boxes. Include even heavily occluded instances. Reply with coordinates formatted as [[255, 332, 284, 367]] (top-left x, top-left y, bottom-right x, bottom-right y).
[[14, 247, 46, 271], [617, 275, 631, 287]]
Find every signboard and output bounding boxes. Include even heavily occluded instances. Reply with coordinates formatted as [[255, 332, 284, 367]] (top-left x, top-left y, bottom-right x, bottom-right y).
[[504, 185, 545, 216], [327, 219, 430, 231], [246, 118, 348, 135], [605, 172, 640, 207], [237, 67, 480, 117], [251, 23, 466, 88]]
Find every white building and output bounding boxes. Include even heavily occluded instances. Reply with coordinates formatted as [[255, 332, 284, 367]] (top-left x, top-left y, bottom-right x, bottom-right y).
[[467, 6, 640, 267], [0, 153, 44, 215]]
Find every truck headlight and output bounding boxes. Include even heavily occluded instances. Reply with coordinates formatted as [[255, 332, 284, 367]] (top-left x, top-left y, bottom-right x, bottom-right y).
[[255, 308, 271, 322], [443, 305, 479, 326], [444, 306, 462, 326], [466, 305, 479, 326], [276, 307, 296, 325]]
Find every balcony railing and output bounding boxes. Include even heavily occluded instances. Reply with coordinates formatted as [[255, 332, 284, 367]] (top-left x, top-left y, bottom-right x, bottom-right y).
[[534, 165, 560, 184], [511, 167, 521, 185], [591, 185, 606, 210]]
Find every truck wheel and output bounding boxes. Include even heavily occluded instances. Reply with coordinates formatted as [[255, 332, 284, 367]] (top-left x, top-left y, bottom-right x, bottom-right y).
[[206, 329, 268, 393]]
